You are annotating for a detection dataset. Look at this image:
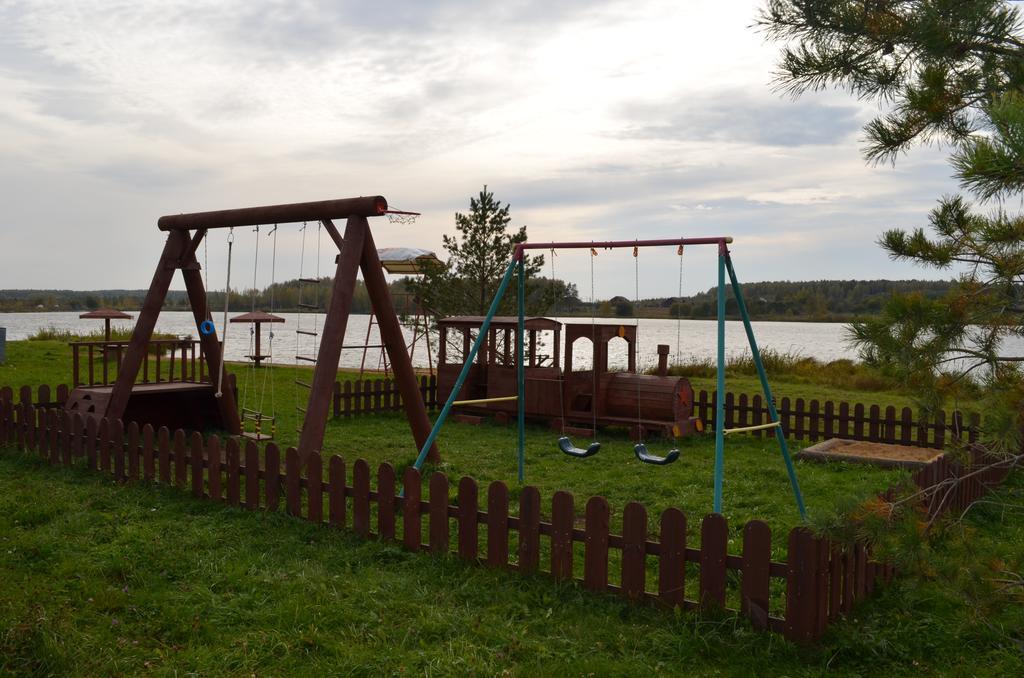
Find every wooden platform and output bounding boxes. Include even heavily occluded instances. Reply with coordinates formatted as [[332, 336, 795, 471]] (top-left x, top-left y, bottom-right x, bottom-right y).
[[65, 381, 227, 433], [797, 438, 943, 469]]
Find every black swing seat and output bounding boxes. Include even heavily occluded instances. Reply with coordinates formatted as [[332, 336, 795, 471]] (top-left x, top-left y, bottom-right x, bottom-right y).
[[634, 443, 680, 466], [558, 437, 601, 458]]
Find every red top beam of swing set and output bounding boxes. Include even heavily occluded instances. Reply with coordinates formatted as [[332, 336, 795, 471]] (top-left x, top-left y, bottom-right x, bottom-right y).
[[512, 236, 733, 260], [157, 195, 389, 231]]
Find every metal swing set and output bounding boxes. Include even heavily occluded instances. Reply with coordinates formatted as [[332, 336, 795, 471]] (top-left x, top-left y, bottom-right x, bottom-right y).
[[412, 235, 807, 519]]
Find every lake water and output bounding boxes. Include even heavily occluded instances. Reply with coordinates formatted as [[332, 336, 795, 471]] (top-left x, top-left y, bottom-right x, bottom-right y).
[[0, 311, 866, 371]]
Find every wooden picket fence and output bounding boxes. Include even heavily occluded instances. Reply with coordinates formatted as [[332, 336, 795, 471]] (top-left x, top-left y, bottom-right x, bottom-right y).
[[0, 383, 903, 645], [331, 375, 438, 418], [3, 384, 1018, 644], [695, 391, 978, 449]]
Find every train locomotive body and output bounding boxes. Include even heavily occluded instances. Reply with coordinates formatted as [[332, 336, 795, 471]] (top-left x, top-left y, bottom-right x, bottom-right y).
[[437, 316, 701, 439]]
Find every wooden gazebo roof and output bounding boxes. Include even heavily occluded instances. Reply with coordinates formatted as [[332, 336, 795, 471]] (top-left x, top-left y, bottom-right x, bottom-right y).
[[229, 311, 286, 323], [78, 308, 133, 320]]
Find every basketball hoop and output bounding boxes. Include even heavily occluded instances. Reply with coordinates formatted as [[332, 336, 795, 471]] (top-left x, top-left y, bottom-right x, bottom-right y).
[[383, 208, 420, 225]]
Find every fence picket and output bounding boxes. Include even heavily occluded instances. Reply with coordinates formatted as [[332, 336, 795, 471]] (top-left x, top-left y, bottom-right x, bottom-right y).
[[174, 429, 187, 487], [208, 437, 222, 501], [751, 395, 764, 438], [883, 406, 896, 442], [900, 407, 913, 445], [99, 419, 112, 473], [142, 424, 155, 481], [226, 437, 240, 507], [823, 400, 834, 440], [85, 417, 98, 470], [458, 477, 479, 561], [793, 399, 806, 441], [853, 404, 865, 440], [736, 393, 748, 430], [110, 417, 125, 478], [158, 427, 171, 484], [785, 527, 818, 644], [95, 419, 109, 473], [658, 508, 686, 607], [741, 520, 771, 630], [329, 456, 346, 528], [487, 482, 509, 567], [190, 432, 204, 497], [867, 405, 880, 442], [265, 443, 281, 511], [808, 399, 820, 442], [245, 440, 260, 510], [126, 421, 140, 480], [518, 486, 541, 574], [37, 407, 49, 461], [354, 459, 371, 536], [403, 467, 422, 551], [429, 472, 450, 555], [285, 447, 301, 516], [583, 496, 610, 592], [551, 491, 574, 581], [621, 502, 647, 600], [699, 514, 728, 611], [934, 410, 946, 450], [50, 410, 61, 466], [779, 397, 792, 437], [838, 402, 850, 439], [841, 548, 854, 614], [307, 452, 322, 523], [828, 544, 842, 621], [60, 410, 71, 465], [378, 463, 396, 540]]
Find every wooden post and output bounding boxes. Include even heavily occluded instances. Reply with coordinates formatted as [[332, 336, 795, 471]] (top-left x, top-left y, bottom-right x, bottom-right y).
[[106, 231, 188, 421], [296, 217, 367, 463], [359, 222, 440, 463]]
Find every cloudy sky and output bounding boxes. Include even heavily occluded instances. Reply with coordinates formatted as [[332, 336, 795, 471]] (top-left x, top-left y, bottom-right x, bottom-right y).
[[0, 0, 965, 299]]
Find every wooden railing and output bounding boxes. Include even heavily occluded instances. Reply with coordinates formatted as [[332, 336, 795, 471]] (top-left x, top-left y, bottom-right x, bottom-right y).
[[693, 391, 980, 449], [70, 339, 206, 387]]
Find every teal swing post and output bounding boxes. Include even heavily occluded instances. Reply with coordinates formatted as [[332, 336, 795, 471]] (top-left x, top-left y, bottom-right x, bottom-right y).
[[411, 258, 520, 473], [516, 257, 526, 483], [713, 246, 727, 514], [724, 251, 807, 519]]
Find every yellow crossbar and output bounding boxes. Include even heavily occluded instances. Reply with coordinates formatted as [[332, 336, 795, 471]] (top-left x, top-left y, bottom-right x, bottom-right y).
[[723, 420, 781, 436], [452, 395, 518, 406]]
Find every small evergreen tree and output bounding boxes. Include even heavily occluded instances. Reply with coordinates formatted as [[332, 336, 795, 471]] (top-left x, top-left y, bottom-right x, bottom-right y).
[[408, 186, 545, 317], [761, 0, 1024, 453]]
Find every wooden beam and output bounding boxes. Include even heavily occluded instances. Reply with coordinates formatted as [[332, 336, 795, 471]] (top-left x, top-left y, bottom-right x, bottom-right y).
[[320, 218, 345, 251], [106, 231, 187, 421], [360, 228, 440, 463], [181, 258, 241, 434], [296, 216, 368, 463]]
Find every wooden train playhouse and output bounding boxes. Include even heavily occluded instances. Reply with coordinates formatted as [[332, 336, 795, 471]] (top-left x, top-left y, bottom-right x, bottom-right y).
[[437, 315, 702, 440]]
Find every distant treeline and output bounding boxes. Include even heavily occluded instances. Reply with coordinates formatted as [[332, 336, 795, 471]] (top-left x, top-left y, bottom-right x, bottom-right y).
[[629, 279, 958, 321], [0, 278, 415, 315], [1, 278, 957, 321]]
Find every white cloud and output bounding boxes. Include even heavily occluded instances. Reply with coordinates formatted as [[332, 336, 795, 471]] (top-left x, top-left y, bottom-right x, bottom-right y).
[[0, 0, 964, 297]]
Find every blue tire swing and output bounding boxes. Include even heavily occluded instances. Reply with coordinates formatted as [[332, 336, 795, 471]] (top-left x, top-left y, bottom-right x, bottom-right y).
[[200, 319, 216, 336]]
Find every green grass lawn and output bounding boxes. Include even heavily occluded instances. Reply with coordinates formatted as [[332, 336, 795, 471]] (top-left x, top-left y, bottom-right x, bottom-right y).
[[0, 449, 1020, 675], [2, 339, 1023, 674]]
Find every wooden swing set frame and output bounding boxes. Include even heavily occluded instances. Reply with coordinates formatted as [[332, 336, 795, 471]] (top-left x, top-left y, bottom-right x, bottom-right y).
[[103, 195, 439, 465]]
